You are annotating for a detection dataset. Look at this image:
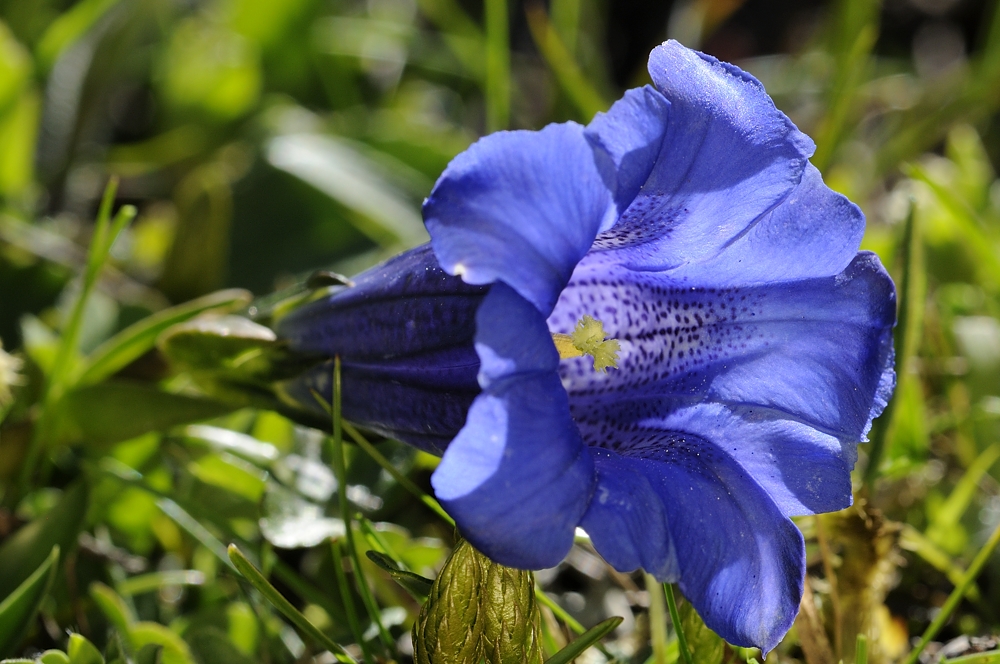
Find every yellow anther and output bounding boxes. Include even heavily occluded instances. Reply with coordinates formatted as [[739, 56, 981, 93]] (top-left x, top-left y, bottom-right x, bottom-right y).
[[552, 315, 620, 373]]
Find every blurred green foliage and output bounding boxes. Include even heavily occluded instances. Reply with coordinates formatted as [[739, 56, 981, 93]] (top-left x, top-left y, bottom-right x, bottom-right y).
[[2, 0, 1000, 662]]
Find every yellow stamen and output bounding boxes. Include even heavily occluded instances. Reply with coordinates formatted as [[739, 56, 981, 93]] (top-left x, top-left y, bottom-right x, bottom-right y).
[[552, 315, 620, 373]]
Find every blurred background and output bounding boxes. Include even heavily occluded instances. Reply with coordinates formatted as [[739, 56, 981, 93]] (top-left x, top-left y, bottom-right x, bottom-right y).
[[2, 0, 1000, 662]]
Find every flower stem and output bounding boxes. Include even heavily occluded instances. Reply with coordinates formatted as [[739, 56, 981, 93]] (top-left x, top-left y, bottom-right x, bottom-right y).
[[903, 518, 1000, 664], [665, 583, 693, 664]]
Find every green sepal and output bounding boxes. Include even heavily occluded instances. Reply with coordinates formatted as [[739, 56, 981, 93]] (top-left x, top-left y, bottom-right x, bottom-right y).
[[67, 634, 105, 664], [480, 560, 542, 664], [412, 538, 485, 664]]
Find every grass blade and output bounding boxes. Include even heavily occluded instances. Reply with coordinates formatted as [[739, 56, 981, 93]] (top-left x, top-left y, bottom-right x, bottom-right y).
[[903, 519, 1000, 664], [0, 546, 59, 658], [484, 0, 509, 130], [665, 583, 693, 664], [328, 359, 393, 658], [543, 616, 622, 664], [78, 288, 252, 385], [342, 421, 454, 524], [525, 4, 607, 122], [865, 199, 923, 485], [856, 633, 869, 664], [228, 545, 357, 664]]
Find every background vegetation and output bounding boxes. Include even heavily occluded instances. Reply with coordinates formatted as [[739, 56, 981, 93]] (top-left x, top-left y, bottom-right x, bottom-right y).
[[1, 0, 1000, 662]]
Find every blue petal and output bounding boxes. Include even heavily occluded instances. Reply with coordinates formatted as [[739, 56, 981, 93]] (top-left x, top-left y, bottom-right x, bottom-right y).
[[471, 281, 560, 386], [579, 450, 677, 579], [278, 351, 479, 455], [585, 86, 671, 218], [587, 40, 816, 270], [276, 244, 487, 454], [612, 401, 854, 516], [586, 436, 804, 653], [424, 123, 616, 314], [551, 252, 896, 442], [431, 283, 595, 568], [663, 165, 865, 285], [278, 244, 487, 358]]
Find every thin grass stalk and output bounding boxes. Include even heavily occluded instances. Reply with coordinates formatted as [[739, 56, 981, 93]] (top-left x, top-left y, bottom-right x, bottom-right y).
[[330, 538, 371, 663], [485, 0, 510, 130], [18, 179, 135, 496], [329, 357, 390, 660], [665, 583, 693, 664], [229, 545, 357, 664]]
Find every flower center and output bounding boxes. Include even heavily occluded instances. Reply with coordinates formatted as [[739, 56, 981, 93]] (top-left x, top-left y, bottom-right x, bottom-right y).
[[552, 315, 621, 373]]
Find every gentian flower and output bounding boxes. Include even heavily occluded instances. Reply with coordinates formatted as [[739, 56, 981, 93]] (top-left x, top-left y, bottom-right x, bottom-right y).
[[278, 40, 895, 653]]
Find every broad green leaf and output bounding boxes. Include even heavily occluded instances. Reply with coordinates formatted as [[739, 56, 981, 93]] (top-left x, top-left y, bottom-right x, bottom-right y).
[[365, 550, 433, 600], [543, 617, 623, 664], [77, 289, 252, 386], [412, 538, 484, 664], [187, 452, 267, 503], [480, 559, 542, 664], [0, 546, 59, 658], [678, 598, 724, 664], [0, 482, 87, 600], [67, 634, 104, 664], [182, 425, 278, 465], [266, 134, 427, 248], [129, 622, 194, 664], [49, 381, 234, 449], [89, 583, 136, 636], [259, 485, 344, 549], [157, 315, 305, 387]]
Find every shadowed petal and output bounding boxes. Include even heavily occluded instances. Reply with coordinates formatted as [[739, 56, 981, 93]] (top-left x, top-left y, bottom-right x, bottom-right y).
[[588, 41, 815, 270], [278, 244, 487, 359], [593, 435, 803, 653], [432, 283, 595, 568], [579, 450, 677, 579], [278, 350, 480, 455], [585, 86, 671, 217], [424, 123, 616, 314]]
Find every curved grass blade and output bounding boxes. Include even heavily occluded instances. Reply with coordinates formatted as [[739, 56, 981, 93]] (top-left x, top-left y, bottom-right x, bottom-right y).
[[365, 550, 433, 601], [227, 545, 357, 664], [543, 617, 622, 664], [77, 288, 252, 386], [903, 519, 1000, 664], [0, 482, 87, 600], [0, 546, 60, 658]]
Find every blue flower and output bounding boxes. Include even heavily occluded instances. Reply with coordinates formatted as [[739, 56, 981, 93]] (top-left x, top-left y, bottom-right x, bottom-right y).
[[279, 40, 895, 653]]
